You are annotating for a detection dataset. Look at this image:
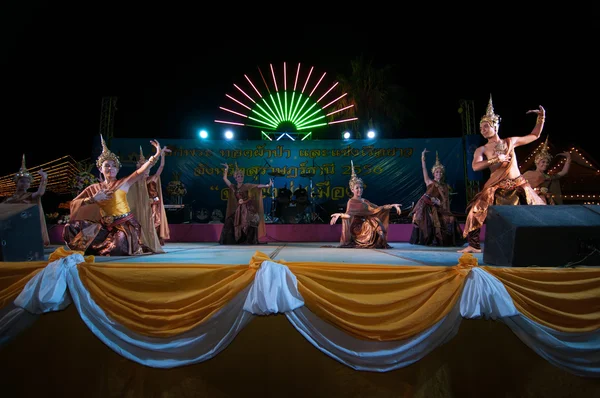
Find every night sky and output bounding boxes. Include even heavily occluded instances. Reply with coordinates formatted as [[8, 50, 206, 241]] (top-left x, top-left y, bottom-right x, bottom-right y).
[[2, 2, 594, 177]]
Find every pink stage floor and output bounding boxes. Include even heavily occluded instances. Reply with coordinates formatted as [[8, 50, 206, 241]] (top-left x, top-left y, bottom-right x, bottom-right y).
[[48, 223, 485, 244]]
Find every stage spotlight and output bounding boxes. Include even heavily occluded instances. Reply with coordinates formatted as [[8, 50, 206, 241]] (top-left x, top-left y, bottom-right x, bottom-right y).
[[224, 130, 234, 140], [367, 130, 376, 139], [343, 131, 351, 140], [199, 130, 208, 139]]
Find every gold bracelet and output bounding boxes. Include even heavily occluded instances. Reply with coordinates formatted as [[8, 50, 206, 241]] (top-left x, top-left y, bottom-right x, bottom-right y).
[[536, 116, 545, 124], [148, 155, 158, 166], [487, 157, 499, 165]]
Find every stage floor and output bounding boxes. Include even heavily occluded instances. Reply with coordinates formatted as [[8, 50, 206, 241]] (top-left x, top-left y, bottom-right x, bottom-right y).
[[44, 242, 486, 266]]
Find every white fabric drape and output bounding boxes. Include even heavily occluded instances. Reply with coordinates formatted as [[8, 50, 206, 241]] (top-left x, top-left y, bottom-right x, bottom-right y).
[[1, 254, 598, 376]]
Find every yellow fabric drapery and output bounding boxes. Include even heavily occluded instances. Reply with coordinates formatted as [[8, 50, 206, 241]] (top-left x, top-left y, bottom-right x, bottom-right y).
[[287, 261, 471, 341], [483, 266, 600, 332], [0, 261, 47, 308], [48, 246, 94, 263], [77, 251, 473, 341], [2, 249, 600, 340], [77, 260, 259, 338]]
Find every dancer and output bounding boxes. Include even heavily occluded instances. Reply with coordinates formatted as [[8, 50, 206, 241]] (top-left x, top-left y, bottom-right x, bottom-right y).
[[410, 149, 464, 246], [459, 95, 545, 253], [330, 160, 401, 248], [522, 136, 571, 205], [2, 154, 50, 246], [63, 135, 163, 256], [129, 145, 171, 248], [219, 162, 273, 244]]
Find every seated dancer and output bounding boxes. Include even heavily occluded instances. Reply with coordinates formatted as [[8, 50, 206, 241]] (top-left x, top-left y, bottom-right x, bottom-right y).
[[522, 136, 571, 205], [459, 95, 546, 253], [219, 162, 273, 245], [63, 135, 163, 256], [330, 160, 402, 248], [128, 145, 171, 249], [2, 154, 50, 246], [410, 149, 464, 247]]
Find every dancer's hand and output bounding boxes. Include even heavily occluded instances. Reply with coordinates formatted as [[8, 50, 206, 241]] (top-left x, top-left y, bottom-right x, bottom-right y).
[[497, 153, 511, 163], [330, 213, 341, 225], [557, 152, 571, 161], [94, 189, 113, 202], [526, 105, 545, 118], [150, 139, 161, 156]]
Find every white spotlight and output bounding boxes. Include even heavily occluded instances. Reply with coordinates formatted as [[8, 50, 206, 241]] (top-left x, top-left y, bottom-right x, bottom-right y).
[[367, 130, 376, 139], [343, 131, 351, 139], [224, 130, 234, 140], [199, 130, 208, 139]]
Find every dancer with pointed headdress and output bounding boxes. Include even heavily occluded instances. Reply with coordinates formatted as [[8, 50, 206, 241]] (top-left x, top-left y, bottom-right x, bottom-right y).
[[522, 136, 572, 205], [409, 149, 465, 246], [63, 135, 164, 256], [128, 144, 171, 248], [218, 161, 273, 244], [2, 154, 50, 246], [330, 160, 402, 248], [459, 95, 546, 253]]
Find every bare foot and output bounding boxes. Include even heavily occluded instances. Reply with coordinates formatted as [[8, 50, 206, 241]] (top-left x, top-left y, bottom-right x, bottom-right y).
[[458, 246, 482, 253]]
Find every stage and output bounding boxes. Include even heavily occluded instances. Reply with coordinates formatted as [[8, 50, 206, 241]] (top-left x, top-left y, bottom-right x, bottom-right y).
[[48, 223, 486, 245], [1, 237, 599, 397]]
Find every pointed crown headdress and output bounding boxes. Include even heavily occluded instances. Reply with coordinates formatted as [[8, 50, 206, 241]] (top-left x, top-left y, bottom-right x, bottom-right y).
[[535, 136, 552, 163], [431, 151, 445, 175], [14, 154, 32, 181], [233, 162, 244, 177], [349, 160, 364, 190], [96, 134, 122, 169], [480, 94, 501, 132], [136, 145, 146, 167]]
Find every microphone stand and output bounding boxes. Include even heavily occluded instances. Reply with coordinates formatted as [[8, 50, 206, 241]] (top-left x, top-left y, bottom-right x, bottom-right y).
[[309, 159, 325, 223]]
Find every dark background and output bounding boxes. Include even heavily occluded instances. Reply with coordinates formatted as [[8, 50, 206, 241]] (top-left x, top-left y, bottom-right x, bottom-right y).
[[2, 2, 594, 177]]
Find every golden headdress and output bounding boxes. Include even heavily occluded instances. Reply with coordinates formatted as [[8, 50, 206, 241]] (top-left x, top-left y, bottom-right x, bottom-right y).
[[14, 154, 32, 181], [233, 161, 244, 177], [535, 136, 552, 163], [136, 145, 146, 168], [480, 94, 501, 132], [96, 134, 122, 169], [349, 160, 363, 190], [431, 151, 445, 175]]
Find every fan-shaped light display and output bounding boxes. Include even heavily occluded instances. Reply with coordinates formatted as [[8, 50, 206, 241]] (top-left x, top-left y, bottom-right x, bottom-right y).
[[215, 62, 357, 132]]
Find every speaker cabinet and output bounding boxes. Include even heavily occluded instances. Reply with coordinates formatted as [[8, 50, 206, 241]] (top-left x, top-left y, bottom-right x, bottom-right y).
[[483, 205, 600, 267], [0, 203, 45, 262]]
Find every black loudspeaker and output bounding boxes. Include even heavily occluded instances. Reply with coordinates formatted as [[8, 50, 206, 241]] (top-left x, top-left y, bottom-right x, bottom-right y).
[[164, 204, 192, 224], [0, 203, 45, 262], [483, 205, 600, 267]]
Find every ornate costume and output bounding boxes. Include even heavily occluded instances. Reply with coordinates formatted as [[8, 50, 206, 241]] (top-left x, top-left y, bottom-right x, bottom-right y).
[[337, 161, 394, 249], [1, 154, 50, 246], [410, 153, 464, 247], [219, 165, 266, 245], [522, 137, 563, 205], [462, 98, 545, 250], [63, 135, 158, 256], [128, 146, 170, 246]]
